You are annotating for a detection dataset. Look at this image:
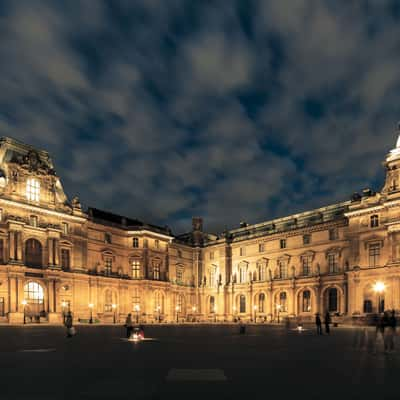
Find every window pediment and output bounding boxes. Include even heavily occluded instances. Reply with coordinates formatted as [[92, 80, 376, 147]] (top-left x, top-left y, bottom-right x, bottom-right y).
[[325, 247, 342, 258], [277, 254, 291, 264], [363, 235, 384, 249], [300, 250, 315, 260], [256, 257, 269, 267]]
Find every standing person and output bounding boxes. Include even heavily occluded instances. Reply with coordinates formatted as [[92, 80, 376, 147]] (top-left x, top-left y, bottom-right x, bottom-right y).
[[324, 312, 331, 335], [384, 310, 396, 353], [125, 313, 133, 339], [315, 313, 323, 335], [65, 311, 74, 338]]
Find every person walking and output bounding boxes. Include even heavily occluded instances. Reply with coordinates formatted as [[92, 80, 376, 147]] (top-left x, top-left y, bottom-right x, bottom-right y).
[[384, 310, 396, 353], [315, 313, 323, 335], [125, 313, 133, 339], [324, 312, 331, 335], [65, 311, 74, 338]]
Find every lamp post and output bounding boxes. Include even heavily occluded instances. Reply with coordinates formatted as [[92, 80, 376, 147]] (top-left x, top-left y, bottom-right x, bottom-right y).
[[175, 305, 180, 323], [373, 281, 385, 314], [88, 303, 94, 324], [22, 299, 27, 325], [61, 301, 67, 324], [213, 306, 217, 323], [112, 303, 117, 324], [192, 305, 196, 322], [134, 304, 140, 324], [276, 304, 282, 323], [253, 305, 258, 323]]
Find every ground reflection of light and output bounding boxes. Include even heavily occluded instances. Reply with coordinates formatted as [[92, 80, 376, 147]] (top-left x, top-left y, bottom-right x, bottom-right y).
[[292, 325, 306, 332]]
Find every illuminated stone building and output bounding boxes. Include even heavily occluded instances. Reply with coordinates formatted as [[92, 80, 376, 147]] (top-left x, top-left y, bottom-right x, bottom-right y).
[[1, 133, 400, 324]]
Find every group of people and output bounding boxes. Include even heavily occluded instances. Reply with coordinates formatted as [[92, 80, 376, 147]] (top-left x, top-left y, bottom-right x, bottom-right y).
[[315, 312, 332, 335], [125, 313, 145, 339]]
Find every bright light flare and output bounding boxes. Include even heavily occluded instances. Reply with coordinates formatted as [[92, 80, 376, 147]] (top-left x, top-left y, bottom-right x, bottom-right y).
[[373, 281, 386, 294]]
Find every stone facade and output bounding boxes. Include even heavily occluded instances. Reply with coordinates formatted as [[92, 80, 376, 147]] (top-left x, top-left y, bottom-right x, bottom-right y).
[[0, 134, 400, 324]]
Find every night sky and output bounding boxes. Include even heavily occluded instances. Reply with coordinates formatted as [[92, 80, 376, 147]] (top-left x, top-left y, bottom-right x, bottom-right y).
[[1, 1, 400, 234]]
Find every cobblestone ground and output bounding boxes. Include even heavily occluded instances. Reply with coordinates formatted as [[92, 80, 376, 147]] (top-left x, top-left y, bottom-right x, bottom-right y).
[[0, 324, 399, 400]]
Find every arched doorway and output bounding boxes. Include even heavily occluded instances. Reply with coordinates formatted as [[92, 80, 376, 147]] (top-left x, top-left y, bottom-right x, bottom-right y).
[[24, 282, 45, 322], [25, 239, 42, 268]]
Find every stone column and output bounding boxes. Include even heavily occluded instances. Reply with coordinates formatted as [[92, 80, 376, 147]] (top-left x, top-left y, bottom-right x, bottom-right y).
[[54, 240, 59, 266], [9, 232, 15, 261], [16, 232, 22, 262], [48, 238, 53, 266]]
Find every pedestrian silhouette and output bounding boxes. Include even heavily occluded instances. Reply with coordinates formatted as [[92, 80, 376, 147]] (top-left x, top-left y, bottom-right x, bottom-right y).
[[125, 313, 133, 338], [324, 312, 331, 334], [384, 310, 396, 353], [315, 313, 322, 335], [65, 311, 74, 338]]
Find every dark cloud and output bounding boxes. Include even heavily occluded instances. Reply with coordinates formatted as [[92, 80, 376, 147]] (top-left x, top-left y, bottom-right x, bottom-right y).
[[0, 0, 399, 233]]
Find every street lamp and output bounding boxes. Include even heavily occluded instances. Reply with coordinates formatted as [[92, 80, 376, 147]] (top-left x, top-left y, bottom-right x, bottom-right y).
[[22, 299, 27, 324], [373, 281, 386, 313], [276, 304, 282, 323], [192, 305, 196, 322], [88, 303, 94, 324], [61, 301, 67, 324], [253, 305, 258, 323], [134, 304, 140, 323], [175, 305, 180, 323], [112, 304, 117, 324]]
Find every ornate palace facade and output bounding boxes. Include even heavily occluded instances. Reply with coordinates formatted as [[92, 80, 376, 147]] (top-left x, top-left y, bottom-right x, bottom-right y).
[[1, 134, 400, 324]]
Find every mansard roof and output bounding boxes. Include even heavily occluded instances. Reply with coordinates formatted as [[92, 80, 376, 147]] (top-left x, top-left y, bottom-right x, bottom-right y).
[[88, 207, 172, 236]]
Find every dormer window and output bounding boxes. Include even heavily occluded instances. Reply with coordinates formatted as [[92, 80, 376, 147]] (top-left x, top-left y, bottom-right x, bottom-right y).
[[370, 215, 379, 228], [132, 237, 139, 248], [26, 178, 40, 202], [104, 233, 112, 244], [29, 215, 38, 227]]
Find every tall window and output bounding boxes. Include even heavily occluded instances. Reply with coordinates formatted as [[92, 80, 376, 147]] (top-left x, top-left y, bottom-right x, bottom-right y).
[[177, 294, 183, 312], [258, 293, 265, 313], [259, 243, 265, 253], [132, 237, 139, 248], [153, 262, 160, 280], [176, 267, 184, 284], [370, 215, 379, 228], [279, 292, 287, 312], [240, 247, 245, 256], [29, 215, 38, 227], [302, 256, 312, 276], [132, 288, 140, 310], [328, 253, 339, 273], [61, 249, 70, 271], [104, 233, 112, 244], [239, 295, 246, 313], [25, 239, 42, 268], [302, 290, 311, 312], [209, 296, 215, 313], [328, 288, 338, 312], [24, 282, 44, 305], [154, 239, 159, 249], [278, 260, 287, 279], [259, 263, 266, 281], [104, 290, 113, 312], [280, 239, 286, 249], [104, 258, 112, 275], [303, 234, 311, 245], [209, 251, 214, 260], [210, 265, 217, 287], [131, 260, 140, 279], [329, 228, 338, 241], [369, 244, 380, 267], [239, 264, 247, 283], [363, 300, 372, 313], [26, 178, 40, 202]]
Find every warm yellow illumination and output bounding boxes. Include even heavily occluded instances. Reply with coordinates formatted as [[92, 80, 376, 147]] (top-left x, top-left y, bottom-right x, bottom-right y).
[[175, 305, 180, 311], [192, 306, 196, 312], [233, 306, 237, 312], [61, 301, 67, 308], [373, 281, 386, 294], [21, 299, 27, 306], [253, 305, 258, 311], [276, 304, 282, 310], [26, 178, 40, 202], [134, 304, 140, 312], [112, 303, 117, 309], [88, 303, 94, 309]]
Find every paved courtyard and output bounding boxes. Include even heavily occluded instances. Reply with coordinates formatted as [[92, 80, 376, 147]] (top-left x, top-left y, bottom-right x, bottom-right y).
[[0, 324, 398, 400]]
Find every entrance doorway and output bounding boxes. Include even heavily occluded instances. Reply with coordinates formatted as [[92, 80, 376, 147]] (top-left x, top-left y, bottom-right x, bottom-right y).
[[23, 282, 45, 322]]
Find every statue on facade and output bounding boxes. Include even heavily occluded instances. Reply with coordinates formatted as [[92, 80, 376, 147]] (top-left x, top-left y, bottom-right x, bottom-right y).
[[316, 263, 321, 276], [72, 196, 82, 210]]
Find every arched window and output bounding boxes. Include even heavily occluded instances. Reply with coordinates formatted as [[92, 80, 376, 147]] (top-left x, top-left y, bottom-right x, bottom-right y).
[[25, 239, 42, 268], [302, 290, 311, 312], [279, 292, 287, 312], [26, 178, 40, 202], [239, 295, 246, 313], [209, 296, 215, 313], [258, 293, 265, 313], [328, 288, 338, 312], [370, 215, 379, 228]]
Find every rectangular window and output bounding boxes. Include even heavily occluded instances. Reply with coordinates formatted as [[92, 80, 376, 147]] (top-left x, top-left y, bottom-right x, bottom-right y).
[[259, 243, 265, 253], [303, 234, 311, 245], [104, 233, 112, 244], [153, 264, 160, 280], [280, 239, 286, 249], [209, 251, 214, 260], [176, 268, 183, 283], [370, 215, 379, 228], [369, 244, 380, 267], [61, 249, 70, 271], [328, 253, 339, 273], [239, 247, 245, 256], [29, 215, 38, 227], [26, 178, 40, 202], [279, 261, 288, 279], [104, 258, 112, 275], [132, 237, 139, 248], [62, 222, 69, 235], [210, 266, 217, 287], [154, 239, 159, 249], [131, 260, 140, 279], [329, 228, 338, 241], [302, 256, 311, 276]]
